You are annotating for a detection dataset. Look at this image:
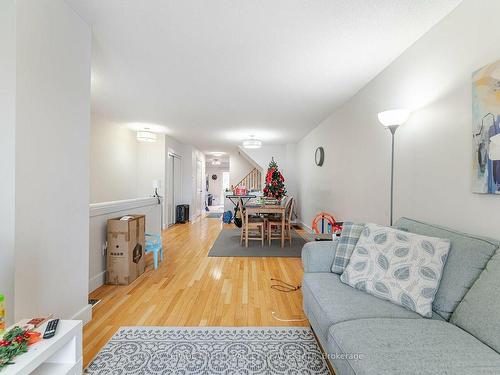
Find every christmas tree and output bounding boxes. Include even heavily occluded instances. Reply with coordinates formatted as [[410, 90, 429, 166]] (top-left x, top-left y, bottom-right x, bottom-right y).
[[263, 158, 287, 200]]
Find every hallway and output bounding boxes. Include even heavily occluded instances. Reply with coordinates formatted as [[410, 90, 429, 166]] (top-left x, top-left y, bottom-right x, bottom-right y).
[[83, 217, 307, 367]]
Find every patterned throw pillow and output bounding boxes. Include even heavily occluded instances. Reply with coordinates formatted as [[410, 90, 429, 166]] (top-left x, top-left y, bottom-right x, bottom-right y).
[[340, 223, 451, 317], [331, 222, 365, 274]]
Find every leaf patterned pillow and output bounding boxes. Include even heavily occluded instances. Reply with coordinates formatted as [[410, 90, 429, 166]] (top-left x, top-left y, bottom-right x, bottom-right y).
[[340, 223, 451, 317]]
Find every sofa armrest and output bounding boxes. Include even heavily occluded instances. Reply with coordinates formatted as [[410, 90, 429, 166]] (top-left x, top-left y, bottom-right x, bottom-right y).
[[301, 239, 339, 273]]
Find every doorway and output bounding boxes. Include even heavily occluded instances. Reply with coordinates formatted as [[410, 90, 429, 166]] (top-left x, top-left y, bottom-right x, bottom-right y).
[[167, 152, 182, 226], [195, 158, 203, 217]]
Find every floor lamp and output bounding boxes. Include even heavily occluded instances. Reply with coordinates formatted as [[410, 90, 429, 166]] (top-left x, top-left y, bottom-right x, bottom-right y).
[[377, 109, 411, 226]]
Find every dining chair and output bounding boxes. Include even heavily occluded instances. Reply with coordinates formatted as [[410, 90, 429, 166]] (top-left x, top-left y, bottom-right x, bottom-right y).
[[239, 198, 265, 247], [267, 197, 294, 246]]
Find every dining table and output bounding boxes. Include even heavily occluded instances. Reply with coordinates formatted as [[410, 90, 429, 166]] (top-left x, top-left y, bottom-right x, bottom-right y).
[[244, 204, 287, 248]]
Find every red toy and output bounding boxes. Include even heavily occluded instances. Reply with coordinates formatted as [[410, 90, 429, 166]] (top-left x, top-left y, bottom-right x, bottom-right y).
[[312, 212, 342, 234]]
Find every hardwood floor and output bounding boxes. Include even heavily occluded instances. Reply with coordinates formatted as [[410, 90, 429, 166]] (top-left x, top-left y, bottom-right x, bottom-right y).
[[83, 217, 308, 367]]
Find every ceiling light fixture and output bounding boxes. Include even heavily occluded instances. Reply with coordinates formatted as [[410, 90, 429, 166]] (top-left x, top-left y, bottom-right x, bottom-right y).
[[137, 131, 157, 142], [127, 122, 168, 134], [211, 159, 221, 166], [242, 136, 262, 149]]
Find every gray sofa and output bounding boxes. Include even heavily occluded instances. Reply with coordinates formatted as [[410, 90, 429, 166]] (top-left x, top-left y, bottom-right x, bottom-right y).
[[302, 217, 500, 375]]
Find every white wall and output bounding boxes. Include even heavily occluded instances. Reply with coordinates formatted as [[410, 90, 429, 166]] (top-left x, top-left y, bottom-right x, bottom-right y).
[[297, 0, 500, 239], [90, 116, 138, 203], [13, 0, 91, 321], [229, 149, 256, 187], [137, 136, 165, 198], [90, 117, 166, 203], [285, 143, 298, 200], [0, 0, 16, 325], [240, 145, 287, 173]]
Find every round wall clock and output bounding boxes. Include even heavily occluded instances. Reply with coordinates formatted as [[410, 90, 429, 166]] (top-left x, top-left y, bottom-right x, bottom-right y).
[[211, 174, 218, 180], [315, 147, 324, 166]]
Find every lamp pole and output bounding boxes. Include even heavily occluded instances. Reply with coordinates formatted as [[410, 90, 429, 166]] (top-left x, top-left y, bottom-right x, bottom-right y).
[[378, 109, 410, 226], [388, 125, 399, 226]]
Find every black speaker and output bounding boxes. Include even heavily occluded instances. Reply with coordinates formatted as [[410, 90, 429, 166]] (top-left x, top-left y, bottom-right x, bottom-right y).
[[176, 204, 190, 224]]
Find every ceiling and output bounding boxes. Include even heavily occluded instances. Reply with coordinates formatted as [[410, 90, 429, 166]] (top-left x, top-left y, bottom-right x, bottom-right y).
[[67, 0, 462, 152]]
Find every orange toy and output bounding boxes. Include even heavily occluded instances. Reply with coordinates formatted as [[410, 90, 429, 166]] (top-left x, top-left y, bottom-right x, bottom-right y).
[[312, 212, 342, 234], [26, 331, 41, 345]]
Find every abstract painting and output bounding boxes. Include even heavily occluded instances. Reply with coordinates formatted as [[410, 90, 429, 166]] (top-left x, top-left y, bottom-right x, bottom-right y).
[[472, 59, 500, 194]]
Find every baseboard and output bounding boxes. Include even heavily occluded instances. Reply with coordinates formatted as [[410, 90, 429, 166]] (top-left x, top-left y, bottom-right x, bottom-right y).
[[89, 271, 106, 293], [72, 303, 92, 325], [298, 221, 312, 232]]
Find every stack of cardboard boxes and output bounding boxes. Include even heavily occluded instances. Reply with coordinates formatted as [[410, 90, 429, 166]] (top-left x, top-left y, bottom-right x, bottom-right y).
[[106, 215, 146, 285]]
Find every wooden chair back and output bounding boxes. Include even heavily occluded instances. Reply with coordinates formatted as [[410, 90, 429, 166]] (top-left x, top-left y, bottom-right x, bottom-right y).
[[285, 196, 294, 222], [239, 198, 246, 226]]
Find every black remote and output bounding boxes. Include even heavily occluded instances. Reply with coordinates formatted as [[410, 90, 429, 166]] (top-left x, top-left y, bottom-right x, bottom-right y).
[[43, 319, 59, 339]]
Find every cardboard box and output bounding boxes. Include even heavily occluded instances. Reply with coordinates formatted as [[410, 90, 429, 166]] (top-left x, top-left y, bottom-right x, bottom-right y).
[[106, 214, 146, 285]]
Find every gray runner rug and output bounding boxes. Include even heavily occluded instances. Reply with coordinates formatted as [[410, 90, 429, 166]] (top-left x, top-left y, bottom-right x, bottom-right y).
[[208, 228, 307, 257], [85, 326, 330, 374]]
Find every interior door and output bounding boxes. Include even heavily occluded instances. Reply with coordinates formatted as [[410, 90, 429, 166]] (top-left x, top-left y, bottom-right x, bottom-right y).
[[167, 153, 182, 226], [196, 158, 203, 217], [174, 156, 182, 218]]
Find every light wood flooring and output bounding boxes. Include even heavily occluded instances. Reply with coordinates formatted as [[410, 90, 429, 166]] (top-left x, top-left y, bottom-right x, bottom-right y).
[[83, 217, 308, 367]]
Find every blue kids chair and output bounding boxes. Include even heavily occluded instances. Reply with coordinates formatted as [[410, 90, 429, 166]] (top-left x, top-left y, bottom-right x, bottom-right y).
[[145, 233, 163, 270]]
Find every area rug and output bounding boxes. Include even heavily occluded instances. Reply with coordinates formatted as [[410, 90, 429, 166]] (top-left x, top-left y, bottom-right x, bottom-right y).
[[208, 228, 306, 257], [206, 212, 223, 218], [85, 327, 330, 374]]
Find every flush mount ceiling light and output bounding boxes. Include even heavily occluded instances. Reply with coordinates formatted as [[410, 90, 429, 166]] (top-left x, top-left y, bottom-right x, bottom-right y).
[[137, 131, 157, 142], [127, 122, 169, 133], [242, 136, 262, 149]]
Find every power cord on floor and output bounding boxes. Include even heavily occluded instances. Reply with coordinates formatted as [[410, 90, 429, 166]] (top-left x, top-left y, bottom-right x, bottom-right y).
[[270, 279, 307, 322], [270, 278, 301, 292], [271, 311, 308, 322]]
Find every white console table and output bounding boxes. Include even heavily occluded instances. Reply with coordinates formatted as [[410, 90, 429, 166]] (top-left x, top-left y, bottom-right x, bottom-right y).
[[2, 320, 82, 375]]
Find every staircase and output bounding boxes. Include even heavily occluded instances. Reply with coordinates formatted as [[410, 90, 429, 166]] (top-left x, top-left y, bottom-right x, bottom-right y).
[[235, 168, 262, 191]]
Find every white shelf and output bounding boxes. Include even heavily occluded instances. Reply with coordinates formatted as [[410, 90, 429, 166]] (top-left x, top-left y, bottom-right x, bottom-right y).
[[2, 320, 82, 375], [31, 361, 80, 375]]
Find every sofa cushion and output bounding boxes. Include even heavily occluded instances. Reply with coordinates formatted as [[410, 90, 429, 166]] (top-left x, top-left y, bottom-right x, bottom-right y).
[[393, 217, 499, 320], [341, 223, 450, 317], [451, 249, 500, 353], [331, 222, 365, 274], [302, 273, 425, 343], [327, 318, 500, 375], [302, 240, 339, 273]]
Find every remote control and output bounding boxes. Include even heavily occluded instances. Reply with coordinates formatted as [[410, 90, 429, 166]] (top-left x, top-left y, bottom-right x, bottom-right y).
[[43, 319, 59, 339]]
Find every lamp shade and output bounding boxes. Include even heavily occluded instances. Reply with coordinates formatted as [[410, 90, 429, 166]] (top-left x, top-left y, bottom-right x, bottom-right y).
[[137, 131, 157, 142], [377, 109, 410, 127]]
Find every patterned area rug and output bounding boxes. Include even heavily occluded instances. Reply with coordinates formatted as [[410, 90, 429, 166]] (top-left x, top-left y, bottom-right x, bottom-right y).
[[85, 327, 330, 374]]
